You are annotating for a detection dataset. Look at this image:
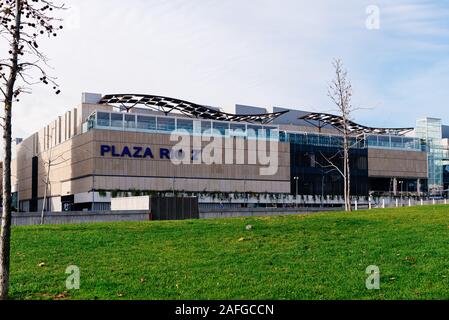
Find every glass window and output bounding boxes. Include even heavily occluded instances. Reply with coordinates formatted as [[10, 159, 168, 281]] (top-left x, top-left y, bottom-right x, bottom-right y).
[[125, 114, 136, 129], [97, 112, 110, 127], [366, 135, 377, 147], [213, 122, 230, 136], [264, 127, 279, 140], [307, 134, 319, 146], [349, 138, 358, 148], [137, 116, 156, 130], [247, 125, 262, 139], [319, 135, 331, 146], [331, 136, 343, 146], [391, 136, 403, 149], [201, 121, 212, 135], [230, 123, 245, 131], [279, 131, 287, 142], [111, 113, 123, 128], [230, 123, 246, 136], [298, 134, 307, 144], [177, 119, 194, 133], [230, 124, 246, 138], [157, 117, 175, 132], [256, 127, 270, 140], [378, 136, 390, 147], [357, 157, 368, 170]]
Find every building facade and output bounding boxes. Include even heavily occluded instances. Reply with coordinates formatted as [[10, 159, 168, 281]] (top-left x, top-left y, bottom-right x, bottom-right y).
[[11, 93, 448, 212]]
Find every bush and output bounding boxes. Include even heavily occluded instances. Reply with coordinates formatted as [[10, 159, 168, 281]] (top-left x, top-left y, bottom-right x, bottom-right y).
[[98, 190, 107, 198], [111, 189, 120, 198]]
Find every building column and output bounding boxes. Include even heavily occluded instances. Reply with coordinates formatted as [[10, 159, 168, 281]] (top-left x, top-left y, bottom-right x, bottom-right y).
[[393, 178, 398, 196]]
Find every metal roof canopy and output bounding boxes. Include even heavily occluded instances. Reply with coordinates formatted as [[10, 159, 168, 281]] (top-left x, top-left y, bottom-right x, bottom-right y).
[[299, 112, 414, 136], [98, 94, 288, 124]]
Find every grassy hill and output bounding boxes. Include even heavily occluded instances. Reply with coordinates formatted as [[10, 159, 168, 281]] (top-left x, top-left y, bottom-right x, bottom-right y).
[[9, 205, 449, 300]]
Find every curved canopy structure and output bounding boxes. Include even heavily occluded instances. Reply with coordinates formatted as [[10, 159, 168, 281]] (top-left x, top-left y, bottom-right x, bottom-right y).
[[299, 112, 414, 136], [99, 94, 287, 124]]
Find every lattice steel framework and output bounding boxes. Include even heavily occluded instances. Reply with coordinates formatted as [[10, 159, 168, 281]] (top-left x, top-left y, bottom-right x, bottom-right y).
[[299, 112, 414, 136], [99, 94, 287, 124]]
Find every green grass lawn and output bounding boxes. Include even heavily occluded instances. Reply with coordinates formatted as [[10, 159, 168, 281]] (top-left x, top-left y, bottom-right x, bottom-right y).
[[8, 205, 449, 300]]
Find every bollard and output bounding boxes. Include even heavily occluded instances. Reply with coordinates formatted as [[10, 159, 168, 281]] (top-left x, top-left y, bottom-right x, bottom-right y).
[[396, 199, 399, 208], [369, 200, 372, 210], [445, 199, 447, 205], [421, 199, 424, 206], [355, 200, 358, 211], [433, 199, 436, 205], [382, 198, 385, 209], [409, 199, 412, 207]]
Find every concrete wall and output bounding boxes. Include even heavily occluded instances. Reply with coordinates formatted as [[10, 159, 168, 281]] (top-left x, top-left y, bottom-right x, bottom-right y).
[[12, 129, 96, 202], [111, 196, 151, 211], [12, 208, 334, 226], [368, 148, 428, 179], [12, 211, 150, 226]]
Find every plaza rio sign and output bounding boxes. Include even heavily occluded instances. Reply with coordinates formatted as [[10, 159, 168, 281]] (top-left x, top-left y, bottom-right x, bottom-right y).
[[100, 145, 200, 161]]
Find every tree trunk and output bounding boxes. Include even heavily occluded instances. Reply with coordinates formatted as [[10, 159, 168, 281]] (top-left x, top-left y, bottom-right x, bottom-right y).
[[0, 103, 12, 300], [343, 125, 351, 212], [346, 146, 352, 212], [41, 159, 52, 225], [343, 147, 348, 212], [0, 0, 21, 300]]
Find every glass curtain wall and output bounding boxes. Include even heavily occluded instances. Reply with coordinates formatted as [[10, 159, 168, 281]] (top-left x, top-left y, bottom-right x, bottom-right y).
[[290, 143, 369, 197], [87, 111, 280, 141], [415, 118, 444, 194]]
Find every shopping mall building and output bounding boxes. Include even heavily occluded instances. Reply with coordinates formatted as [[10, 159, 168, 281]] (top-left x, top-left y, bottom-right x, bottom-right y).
[[11, 93, 449, 212]]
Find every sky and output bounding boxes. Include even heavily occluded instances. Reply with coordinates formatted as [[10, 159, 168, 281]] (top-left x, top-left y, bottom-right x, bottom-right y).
[[3, 0, 449, 141]]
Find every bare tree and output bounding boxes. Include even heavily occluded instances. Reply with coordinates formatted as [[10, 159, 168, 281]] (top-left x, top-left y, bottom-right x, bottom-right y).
[[0, 0, 64, 300], [324, 59, 356, 212]]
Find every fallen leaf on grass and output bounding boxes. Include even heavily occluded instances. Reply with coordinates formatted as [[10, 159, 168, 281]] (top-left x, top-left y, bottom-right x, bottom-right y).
[[38, 262, 46, 267], [404, 256, 417, 265], [54, 292, 69, 300], [37, 293, 55, 300]]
